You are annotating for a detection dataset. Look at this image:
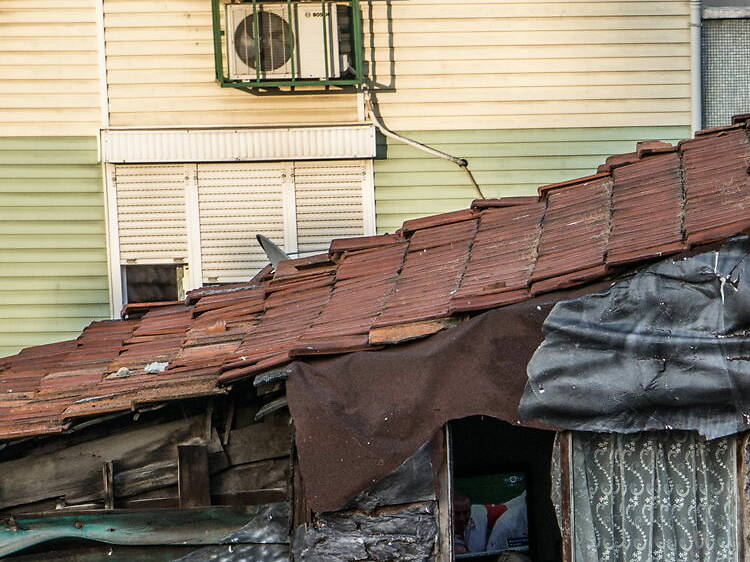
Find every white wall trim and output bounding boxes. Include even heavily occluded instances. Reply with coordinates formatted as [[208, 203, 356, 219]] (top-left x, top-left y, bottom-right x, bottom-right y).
[[183, 164, 203, 291], [101, 125, 376, 163], [362, 159, 377, 236], [103, 163, 123, 318]]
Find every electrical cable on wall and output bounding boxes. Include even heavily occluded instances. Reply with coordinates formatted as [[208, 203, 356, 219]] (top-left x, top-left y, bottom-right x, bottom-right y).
[[362, 85, 486, 200]]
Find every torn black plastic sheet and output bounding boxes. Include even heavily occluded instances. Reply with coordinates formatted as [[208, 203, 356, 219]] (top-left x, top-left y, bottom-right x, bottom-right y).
[[520, 236, 750, 440]]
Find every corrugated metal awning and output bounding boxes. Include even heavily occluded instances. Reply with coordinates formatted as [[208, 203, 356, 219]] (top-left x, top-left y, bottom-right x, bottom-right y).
[[101, 125, 376, 163]]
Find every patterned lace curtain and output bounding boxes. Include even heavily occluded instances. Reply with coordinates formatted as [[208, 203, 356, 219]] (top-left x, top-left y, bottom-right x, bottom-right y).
[[571, 432, 737, 562]]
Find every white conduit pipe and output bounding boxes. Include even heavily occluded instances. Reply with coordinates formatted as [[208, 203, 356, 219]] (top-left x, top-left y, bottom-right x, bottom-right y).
[[362, 86, 485, 199], [691, 0, 703, 134]]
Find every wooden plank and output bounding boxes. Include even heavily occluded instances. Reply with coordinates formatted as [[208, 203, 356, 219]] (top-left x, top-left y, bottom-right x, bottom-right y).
[[437, 426, 453, 561], [0, 416, 219, 509], [210, 458, 288, 497], [224, 414, 291, 465], [121, 490, 286, 509], [102, 461, 114, 510], [178, 445, 210, 508], [370, 317, 458, 345]]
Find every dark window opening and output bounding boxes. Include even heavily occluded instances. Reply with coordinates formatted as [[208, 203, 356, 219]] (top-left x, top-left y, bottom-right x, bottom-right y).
[[124, 264, 183, 304], [450, 416, 561, 562]]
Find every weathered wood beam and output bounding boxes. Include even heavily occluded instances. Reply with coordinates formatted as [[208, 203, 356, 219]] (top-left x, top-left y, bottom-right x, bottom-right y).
[[178, 445, 211, 508], [0, 416, 227, 510], [102, 461, 114, 510], [225, 414, 291, 466]]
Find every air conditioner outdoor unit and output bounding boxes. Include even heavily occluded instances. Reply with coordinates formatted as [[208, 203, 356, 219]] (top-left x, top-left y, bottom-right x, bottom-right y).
[[226, 2, 343, 80]]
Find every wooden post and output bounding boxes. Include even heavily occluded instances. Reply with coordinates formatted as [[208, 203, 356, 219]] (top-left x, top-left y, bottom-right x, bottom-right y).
[[102, 461, 114, 510], [437, 425, 454, 562], [178, 445, 211, 508], [559, 431, 573, 562]]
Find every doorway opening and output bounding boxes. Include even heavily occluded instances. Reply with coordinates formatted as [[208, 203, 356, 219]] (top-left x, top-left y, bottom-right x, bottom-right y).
[[450, 416, 561, 562]]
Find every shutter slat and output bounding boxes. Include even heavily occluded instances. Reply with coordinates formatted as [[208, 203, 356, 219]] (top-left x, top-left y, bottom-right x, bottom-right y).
[[294, 160, 367, 253], [114, 164, 188, 263], [197, 162, 286, 283]]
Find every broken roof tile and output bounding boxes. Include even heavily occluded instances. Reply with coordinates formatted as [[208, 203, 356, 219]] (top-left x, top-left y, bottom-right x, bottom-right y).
[[451, 202, 545, 304], [681, 128, 750, 246], [375, 219, 478, 327], [607, 151, 685, 265], [532, 176, 611, 283]]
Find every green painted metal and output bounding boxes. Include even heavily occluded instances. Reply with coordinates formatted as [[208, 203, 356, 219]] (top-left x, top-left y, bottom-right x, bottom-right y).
[[0, 136, 108, 358], [210, 0, 224, 81], [210, 0, 365, 90], [373, 126, 692, 233], [350, 0, 364, 83], [0, 506, 268, 557]]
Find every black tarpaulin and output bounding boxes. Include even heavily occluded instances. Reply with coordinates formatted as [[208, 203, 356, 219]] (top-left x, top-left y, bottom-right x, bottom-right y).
[[285, 287, 603, 513], [520, 236, 750, 440]]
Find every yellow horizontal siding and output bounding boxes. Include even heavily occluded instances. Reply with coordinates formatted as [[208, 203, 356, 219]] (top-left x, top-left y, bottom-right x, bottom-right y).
[[0, 1, 101, 135], [104, 0, 690, 130], [103, 0, 359, 127], [364, 2, 690, 130], [374, 125, 692, 232]]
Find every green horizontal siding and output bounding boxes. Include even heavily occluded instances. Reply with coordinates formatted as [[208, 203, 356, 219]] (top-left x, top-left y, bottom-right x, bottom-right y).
[[0, 136, 109, 358], [374, 126, 691, 233]]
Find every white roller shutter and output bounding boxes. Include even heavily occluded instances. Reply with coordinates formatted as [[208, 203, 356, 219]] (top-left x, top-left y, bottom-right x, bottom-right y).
[[197, 162, 290, 284], [107, 159, 374, 313], [294, 160, 367, 254], [113, 164, 188, 264]]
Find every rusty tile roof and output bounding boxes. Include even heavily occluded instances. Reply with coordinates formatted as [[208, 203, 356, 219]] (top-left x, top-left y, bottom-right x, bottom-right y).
[[2, 116, 750, 441]]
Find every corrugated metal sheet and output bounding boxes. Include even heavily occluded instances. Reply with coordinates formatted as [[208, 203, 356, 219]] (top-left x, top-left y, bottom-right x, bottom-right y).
[[101, 126, 376, 163], [2, 116, 750, 440]]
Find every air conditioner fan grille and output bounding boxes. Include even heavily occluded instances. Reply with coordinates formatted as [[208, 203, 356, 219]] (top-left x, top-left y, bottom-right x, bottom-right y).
[[234, 11, 293, 72]]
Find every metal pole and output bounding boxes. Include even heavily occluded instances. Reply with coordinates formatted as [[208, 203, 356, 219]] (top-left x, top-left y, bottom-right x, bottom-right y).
[[690, 0, 703, 134]]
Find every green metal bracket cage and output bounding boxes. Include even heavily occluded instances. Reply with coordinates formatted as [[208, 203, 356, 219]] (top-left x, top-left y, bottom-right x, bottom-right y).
[[211, 0, 365, 90]]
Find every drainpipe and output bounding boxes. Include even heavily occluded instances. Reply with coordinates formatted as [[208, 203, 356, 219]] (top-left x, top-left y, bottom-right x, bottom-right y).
[[691, 0, 703, 134]]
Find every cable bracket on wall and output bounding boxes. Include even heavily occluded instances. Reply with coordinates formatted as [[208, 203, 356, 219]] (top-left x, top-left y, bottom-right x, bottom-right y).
[[362, 85, 485, 200]]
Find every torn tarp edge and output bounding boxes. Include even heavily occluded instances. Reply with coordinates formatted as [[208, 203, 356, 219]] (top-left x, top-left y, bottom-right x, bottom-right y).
[[520, 236, 750, 440]]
